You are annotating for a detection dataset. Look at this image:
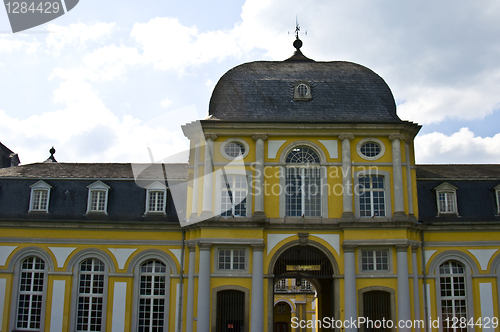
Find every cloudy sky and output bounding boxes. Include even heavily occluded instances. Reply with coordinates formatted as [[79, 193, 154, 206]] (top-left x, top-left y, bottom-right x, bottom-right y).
[[1, 0, 500, 165]]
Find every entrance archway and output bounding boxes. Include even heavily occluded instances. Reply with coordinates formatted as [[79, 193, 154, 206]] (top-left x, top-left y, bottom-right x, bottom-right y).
[[268, 240, 339, 332]]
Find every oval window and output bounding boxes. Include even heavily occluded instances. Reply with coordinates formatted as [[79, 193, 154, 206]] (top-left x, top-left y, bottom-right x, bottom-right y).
[[360, 142, 381, 158], [224, 142, 246, 158]]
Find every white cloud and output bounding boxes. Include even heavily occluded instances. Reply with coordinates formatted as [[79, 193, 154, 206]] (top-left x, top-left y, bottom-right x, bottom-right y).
[[0, 36, 41, 53], [415, 128, 500, 164], [45, 22, 116, 51], [160, 98, 172, 108], [0, 77, 189, 164], [82, 44, 143, 80]]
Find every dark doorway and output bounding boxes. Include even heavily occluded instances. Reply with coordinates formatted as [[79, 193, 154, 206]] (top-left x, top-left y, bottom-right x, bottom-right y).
[[216, 290, 245, 332], [362, 291, 391, 332]]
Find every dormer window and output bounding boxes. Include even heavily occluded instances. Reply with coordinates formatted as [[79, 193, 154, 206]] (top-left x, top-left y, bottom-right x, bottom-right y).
[[29, 180, 52, 212], [495, 184, 500, 215], [434, 182, 458, 215], [293, 82, 312, 101], [86, 181, 110, 214], [145, 181, 167, 214]]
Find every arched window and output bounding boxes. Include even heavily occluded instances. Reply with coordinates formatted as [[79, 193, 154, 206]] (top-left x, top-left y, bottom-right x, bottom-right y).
[[439, 261, 467, 332], [138, 260, 168, 332], [77, 258, 106, 332], [15, 256, 47, 330], [285, 146, 321, 217]]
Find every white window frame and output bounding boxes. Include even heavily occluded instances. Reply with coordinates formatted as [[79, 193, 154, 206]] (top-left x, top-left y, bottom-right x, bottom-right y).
[[15, 256, 48, 330], [215, 247, 248, 273], [86, 180, 110, 214], [360, 249, 391, 272], [494, 184, 500, 215], [29, 180, 52, 212], [220, 138, 250, 160], [357, 175, 386, 217], [293, 81, 312, 101], [435, 182, 458, 215], [137, 259, 169, 332], [129, 251, 175, 332], [438, 261, 468, 332], [76, 258, 106, 332], [214, 170, 253, 218], [354, 170, 392, 219], [356, 137, 386, 161], [144, 181, 167, 214]]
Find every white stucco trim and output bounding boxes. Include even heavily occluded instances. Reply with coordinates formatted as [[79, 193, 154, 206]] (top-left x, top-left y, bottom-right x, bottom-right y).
[[48, 247, 77, 268], [311, 234, 340, 256], [318, 140, 338, 159], [108, 248, 137, 270], [467, 249, 498, 271], [0, 246, 17, 266], [267, 234, 295, 255], [268, 140, 287, 159]]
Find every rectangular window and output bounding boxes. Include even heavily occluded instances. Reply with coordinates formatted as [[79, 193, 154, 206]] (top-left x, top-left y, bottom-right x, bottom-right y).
[[31, 190, 48, 211], [359, 176, 386, 217], [89, 191, 106, 212], [77, 258, 105, 332], [218, 249, 245, 270], [220, 175, 247, 217], [148, 191, 165, 213], [17, 257, 45, 330], [285, 167, 321, 217], [496, 189, 500, 215], [361, 250, 389, 271], [438, 192, 456, 213]]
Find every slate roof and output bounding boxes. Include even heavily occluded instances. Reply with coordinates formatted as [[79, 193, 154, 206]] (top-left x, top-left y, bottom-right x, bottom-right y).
[[208, 59, 401, 123], [0, 163, 188, 180], [0, 163, 188, 223], [416, 165, 500, 223], [416, 164, 500, 179]]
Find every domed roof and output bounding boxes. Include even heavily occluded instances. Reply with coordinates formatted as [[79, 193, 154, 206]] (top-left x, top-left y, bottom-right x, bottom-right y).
[[208, 46, 400, 123]]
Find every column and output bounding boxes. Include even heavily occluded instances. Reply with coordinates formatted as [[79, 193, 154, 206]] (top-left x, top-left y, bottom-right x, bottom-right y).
[[396, 245, 412, 331], [412, 246, 421, 332], [390, 134, 406, 218], [191, 141, 201, 218], [252, 134, 268, 219], [339, 134, 354, 219], [250, 244, 265, 332], [201, 134, 217, 218], [186, 244, 196, 332], [343, 245, 358, 332], [405, 142, 414, 216], [196, 243, 212, 332]]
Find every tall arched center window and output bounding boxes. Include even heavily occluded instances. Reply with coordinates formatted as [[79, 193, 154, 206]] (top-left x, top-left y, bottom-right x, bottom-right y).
[[439, 260, 467, 332], [285, 146, 321, 217], [138, 260, 168, 331], [77, 258, 106, 332]]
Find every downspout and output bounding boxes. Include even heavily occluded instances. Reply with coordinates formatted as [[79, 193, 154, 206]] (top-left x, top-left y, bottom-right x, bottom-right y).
[[421, 229, 429, 332], [177, 229, 186, 332]]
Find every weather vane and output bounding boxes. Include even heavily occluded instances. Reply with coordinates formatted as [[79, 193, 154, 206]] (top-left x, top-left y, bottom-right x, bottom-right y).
[[290, 16, 307, 39]]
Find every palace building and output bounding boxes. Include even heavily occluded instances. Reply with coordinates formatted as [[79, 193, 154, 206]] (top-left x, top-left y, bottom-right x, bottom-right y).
[[1, 38, 500, 332]]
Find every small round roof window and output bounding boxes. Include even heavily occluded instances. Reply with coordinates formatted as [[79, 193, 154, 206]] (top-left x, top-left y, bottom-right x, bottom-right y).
[[224, 142, 245, 158], [293, 82, 312, 100]]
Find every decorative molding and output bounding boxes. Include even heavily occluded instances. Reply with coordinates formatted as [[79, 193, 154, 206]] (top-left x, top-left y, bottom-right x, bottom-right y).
[[251, 244, 266, 252], [169, 249, 182, 265], [267, 140, 287, 159], [204, 134, 218, 141], [48, 247, 77, 268], [108, 248, 137, 270], [298, 233, 309, 246], [467, 249, 498, 270], [424, 250, 437, 267], [267, 234, 295, 255], [318, 140, 339, 159], [389, 134, 406, 141], [338, 134, 354, 140], [311, 234, 340, 256], [251, 134, 268, 141], [0, 246, 17, 266]]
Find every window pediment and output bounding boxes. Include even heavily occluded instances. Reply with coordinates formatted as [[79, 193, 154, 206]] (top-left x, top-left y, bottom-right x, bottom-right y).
[[434, 182, 458, 192]]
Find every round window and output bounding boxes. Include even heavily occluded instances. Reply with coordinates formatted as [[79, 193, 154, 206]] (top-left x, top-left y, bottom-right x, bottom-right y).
[[360, 142, 381, 158], [297, 84, 309, 97], [224, 142, 245, 158], [356, 138, 385, 161]]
